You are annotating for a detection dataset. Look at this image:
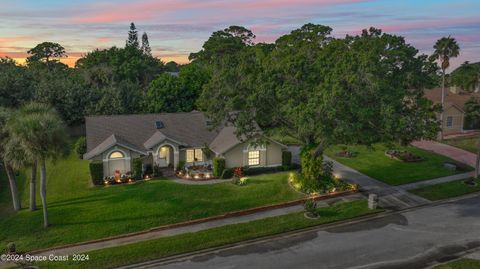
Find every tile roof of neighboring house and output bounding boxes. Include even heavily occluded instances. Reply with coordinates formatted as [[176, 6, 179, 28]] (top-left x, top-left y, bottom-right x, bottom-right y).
[[85, 111, 222, 158], [424, 88, 480, 111]]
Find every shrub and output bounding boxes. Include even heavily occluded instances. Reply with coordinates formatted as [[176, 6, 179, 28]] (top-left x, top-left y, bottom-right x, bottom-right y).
[[89, 161, 104, 185], [322, 160, 334, 178], [221, 168, 233, 179], [153, 165, 163, 177], [74, 136, 87, 159], [233, 167, 244, 178], [282, 151, 292, 167], [7, 242, 16, 253], [177, 160, 186, 171], [303, 199, 318, 216], [132, 158, 143, 180], [213, 157, 226, 177], [144, 164, 153, 176]]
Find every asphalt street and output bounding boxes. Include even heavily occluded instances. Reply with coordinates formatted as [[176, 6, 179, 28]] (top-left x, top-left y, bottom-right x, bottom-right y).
[[129, 195, 480, 269]]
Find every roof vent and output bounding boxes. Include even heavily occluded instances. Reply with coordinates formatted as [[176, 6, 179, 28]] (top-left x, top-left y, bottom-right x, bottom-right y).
[[155, 121, 164, 129]]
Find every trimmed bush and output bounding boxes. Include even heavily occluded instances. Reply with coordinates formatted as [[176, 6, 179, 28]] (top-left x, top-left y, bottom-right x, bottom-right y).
[[213, 157, 226, 177], [282, 151, 292, 167], [133, 158, 143, 180], [221, 168, 233, 179], [75, 136, 87, 159], [89, 161, 104, 185]]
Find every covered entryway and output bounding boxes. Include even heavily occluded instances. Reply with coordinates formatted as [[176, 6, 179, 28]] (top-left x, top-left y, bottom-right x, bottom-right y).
[[156, 144, 175, 168]]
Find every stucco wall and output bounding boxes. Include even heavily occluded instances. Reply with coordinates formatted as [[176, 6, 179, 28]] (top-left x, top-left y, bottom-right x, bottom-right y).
[[223, 140, 284, 168], [442, 106, 464, 135], [101, 145, 133, 176]]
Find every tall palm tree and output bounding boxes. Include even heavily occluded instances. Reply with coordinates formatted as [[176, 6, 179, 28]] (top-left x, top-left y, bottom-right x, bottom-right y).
[[8, 103, 68, 227], [430, 36, 460, 140], [0, 108, 21, 211]]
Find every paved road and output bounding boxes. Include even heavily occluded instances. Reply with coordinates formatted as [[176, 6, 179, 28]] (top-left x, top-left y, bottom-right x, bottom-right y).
[[129, 195, 480, 269]]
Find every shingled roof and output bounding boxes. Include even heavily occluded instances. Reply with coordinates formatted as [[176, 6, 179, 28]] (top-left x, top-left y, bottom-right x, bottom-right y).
[[85, 111, 222, 158], [424, 88, 480, 111]]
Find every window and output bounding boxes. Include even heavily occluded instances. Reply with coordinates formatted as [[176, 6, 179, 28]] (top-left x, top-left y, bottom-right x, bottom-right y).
[[248, 151, 260, 166], [186, 149, 203, 162], [109, 151, 125, 159], [159, 146, 168, 159], [446, 116, 453, 128]]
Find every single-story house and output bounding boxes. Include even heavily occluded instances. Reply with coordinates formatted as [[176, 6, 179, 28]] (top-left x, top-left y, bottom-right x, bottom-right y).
[[83, 111, 287, 177], [424, 87, 480, 135]]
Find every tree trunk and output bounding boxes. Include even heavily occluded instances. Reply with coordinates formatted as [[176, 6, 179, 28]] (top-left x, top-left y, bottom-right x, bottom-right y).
[[476, 137, 480, 179], [40, 159, 48, 228], [4, 160, 21, 211], [439, 70, 446, 141], [30, 162, 37, 211]]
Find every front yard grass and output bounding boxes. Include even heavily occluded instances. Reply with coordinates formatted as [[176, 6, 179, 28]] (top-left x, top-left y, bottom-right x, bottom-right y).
[[34, 200, 382, 269], [409, 179, 480, 201], [432, 258, 480, 269], [0, 147, 305, 253], [325, 144, 471, 186], [443, 135, 479, 154]]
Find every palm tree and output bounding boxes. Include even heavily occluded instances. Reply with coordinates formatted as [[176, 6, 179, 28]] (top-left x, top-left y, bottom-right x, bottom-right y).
[[8, 103, 68, 227], [4, 136, 37, 211], [0, 108, 21, 211], [430, 36, 460, 140]]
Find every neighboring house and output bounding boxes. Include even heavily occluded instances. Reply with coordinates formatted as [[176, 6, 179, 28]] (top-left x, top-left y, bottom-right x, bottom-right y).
[[83, 111, 286, 177], [424, 87, 480, 135]]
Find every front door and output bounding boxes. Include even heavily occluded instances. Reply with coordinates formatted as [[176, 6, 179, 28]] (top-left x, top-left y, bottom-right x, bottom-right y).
[[157, 146, 170, 167]]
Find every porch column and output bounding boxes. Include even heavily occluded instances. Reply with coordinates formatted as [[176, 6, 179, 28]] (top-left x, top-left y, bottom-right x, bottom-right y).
[[173, 151, 179, 171]]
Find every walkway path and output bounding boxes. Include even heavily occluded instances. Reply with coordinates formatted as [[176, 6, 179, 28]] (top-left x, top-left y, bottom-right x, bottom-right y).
[[399, 171, 474, 190], [412, 140, 476, 167], [325, 156, 430, 210]]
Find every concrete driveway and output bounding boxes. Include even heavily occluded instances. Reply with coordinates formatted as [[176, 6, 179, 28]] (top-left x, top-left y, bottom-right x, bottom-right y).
[[412, 140, 476, 167], [129, 195, 480, 269]]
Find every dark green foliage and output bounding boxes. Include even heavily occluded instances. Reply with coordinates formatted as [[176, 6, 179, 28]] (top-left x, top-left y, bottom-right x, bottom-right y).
[[165, 61, 179, 72], [145, 64, 209, 113], [0, 58, 33, 107], [464, 97, 480, 130], [141, 32, 151, 56], [213, 157, 225, 177], [89, 161, 104, 185], [242, 164, 299, 176], [26, 42, 67, 67], [303, 199, 318, 216], [221, 168, 233, 179], [282, 151, 292, 167], [451, 62, 480, 92], [74, 137, 87, 159], [198, 24, 440, 152], [126, 22, 139, 48], [132, 158, 143, 180], [177, 160, 186, 171], [153, 165, 163, 177]]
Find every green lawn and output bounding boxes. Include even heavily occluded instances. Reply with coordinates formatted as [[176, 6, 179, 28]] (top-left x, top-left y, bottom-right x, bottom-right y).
[[443, 136, 479, 154], [432, 258, 480, 269], [409, 179, 480, 201], [0, 148, 305, 253], [34, 200, 381, 269], [325, 144, 472, 186]]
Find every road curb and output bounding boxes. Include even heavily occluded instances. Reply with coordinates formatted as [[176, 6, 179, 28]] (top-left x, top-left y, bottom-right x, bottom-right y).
[[116, 192, 480, 269]]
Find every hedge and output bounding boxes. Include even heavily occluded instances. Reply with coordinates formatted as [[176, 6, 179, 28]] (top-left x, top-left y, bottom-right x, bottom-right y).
[[221, 168, 233, 179], [75, 137, 87, 159], [133, 158, 143, 180], [243, 163, 300, 176], [89, 161, 104, 185], [282, 151, 292, 167], [213, 157, 226, 177]]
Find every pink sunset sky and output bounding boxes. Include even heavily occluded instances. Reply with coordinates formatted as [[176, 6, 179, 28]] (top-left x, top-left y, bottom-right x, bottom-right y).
[[1, 0, 479, 69]]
